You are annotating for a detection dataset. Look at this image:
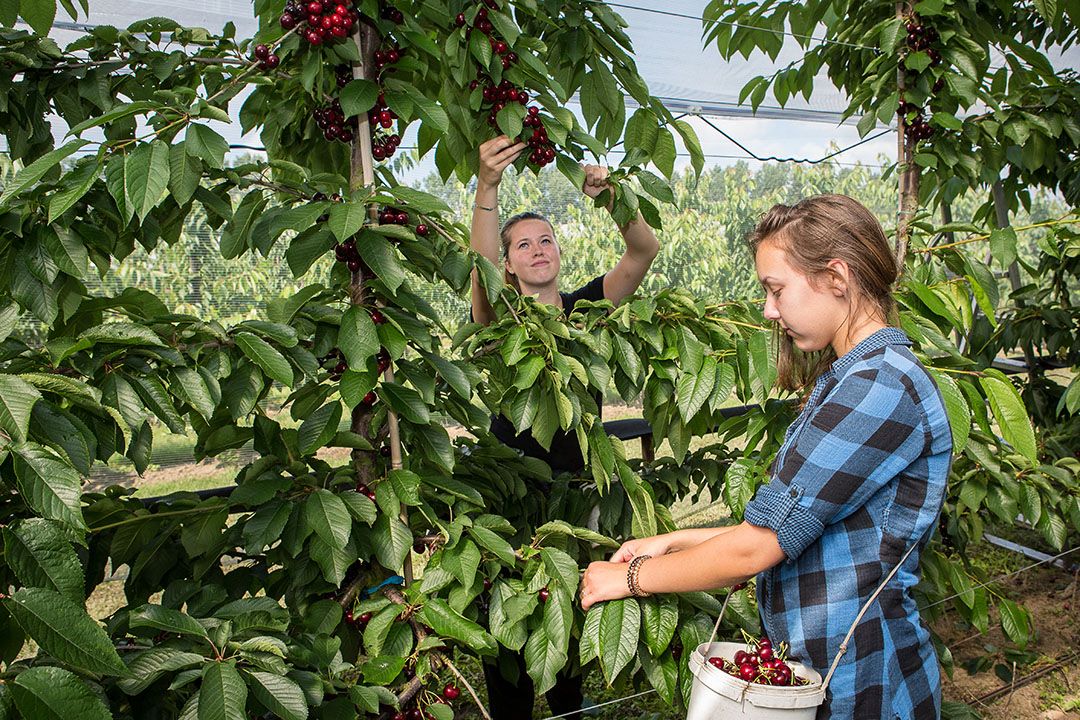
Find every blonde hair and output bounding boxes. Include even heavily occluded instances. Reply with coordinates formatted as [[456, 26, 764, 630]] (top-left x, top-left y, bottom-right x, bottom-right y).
[[747, 194, 899, 393], [500, 212, 554, 292]]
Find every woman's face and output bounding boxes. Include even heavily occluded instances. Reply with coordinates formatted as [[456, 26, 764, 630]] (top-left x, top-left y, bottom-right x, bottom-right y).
[[755, 238, 849, 354], [505, 218, 560, 289]]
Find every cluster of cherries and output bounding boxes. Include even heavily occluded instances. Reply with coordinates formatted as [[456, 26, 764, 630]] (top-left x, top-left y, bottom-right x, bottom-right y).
[[251, 43, 280, 70], [389, 683, 459, 720], [378, 205, 430, 237], [898, 101, 935, 141], [707, 635, 810, 687], [904, 16, 941, 61], [472, 78, 555, 167], [313, 99, 354, 143], [455, 4, 517, 70], [320, 347, 349, 381], [279, 0, 359, 45], [367, 94, 403, 160], [378, 1, 405, 24]]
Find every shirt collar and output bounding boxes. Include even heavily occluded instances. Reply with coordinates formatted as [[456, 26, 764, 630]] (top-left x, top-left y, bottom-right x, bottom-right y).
[[830, 327, 911, 378]]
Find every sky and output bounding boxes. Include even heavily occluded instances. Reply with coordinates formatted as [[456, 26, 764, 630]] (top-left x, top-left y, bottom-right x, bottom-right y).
[[41, 1, 1080, 179]]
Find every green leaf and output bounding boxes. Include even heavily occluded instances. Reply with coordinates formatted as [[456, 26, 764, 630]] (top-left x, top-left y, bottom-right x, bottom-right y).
[[3, 519, 83, 601], [199, 661, 247, 720], [639, 641, 678, 703], [129, 604, 209, 639], [11, 666, 111, 720], [124, 140, 171, 222], [420, 598, 498, 656], [415, 94, 450, 135], [328, 200, 369, 243], [652, 127, 677, 179], [338, 306, 380, 369], [298, 401, 343, 455], [340, 78, 379, 116], [380, 383, 430, 424], [235, 332, 294, 387], [244, 671, 308, 720], [4, 587, 126, 675], [371, 512, 411, 571], [304, 489, 352, 550], [640, 595, 678, 656], [386, 186, 452, 215], [928, 369, 970, 453], [18, 0, 57, 34], [997, 598, 1030, 648], [676, 356, 716, 422], [524, 625, 566, 695], [12, 442, 85, 530], [1033, 0, 1058, 24], [118, 647, 206, 695], [356, 230, 406, 293], [469, 526, 516, 566], [598, 599, 639, 683], [185, 124, 229, 169], [672, 119, 704, 178], [980, 373, 1037, 464], [360, 656, 406, 685], [83, 322, 165, 347], [540, 547, 579, 595], [0, 374, 42, 442], [0, 139, 88, 208], [48, 157, 101, 222]]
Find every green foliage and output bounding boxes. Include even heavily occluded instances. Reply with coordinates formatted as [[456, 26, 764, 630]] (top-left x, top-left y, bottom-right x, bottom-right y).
[[0, 0, 1076, 717]]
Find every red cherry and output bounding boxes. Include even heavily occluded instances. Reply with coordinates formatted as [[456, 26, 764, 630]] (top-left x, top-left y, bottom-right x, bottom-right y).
[[280, 12, 297, 28], [263, 54, 280, 69], [733, 650, 748, 665], [306, 29, 324, 45], [708, 656, 725, 669], [482, 577, 492, 591], [334, 3, 349, 14], [442, 684, 460, 701], [362, 391, 377, 406], [392, 714, 406, 720], [370, 309, 386, 324], [455, 12, 466, 26], [538, 587, 550, 603], [759, 645, 774, 661], [415, 223, 429, 236], [740, 663, 756, 681], [358, 611, 372, 626], [307, 1, 324, 14], [254, 44, 270, 60], [344, 609, 354, 623], [330, 22, 348, 36], [347, 259, 361, 272]]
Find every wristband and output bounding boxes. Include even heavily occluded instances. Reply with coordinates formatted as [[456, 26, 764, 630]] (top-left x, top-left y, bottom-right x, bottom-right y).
[[473, 202, 496, 212], [627, 554, 652, 598]]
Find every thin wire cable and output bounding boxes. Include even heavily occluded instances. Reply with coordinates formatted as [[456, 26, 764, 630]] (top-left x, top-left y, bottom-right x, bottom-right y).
[[919, 545, 1080, 612], [540, 688, 657, 720], [696, 114, 893, 164], [606, 2, 881, 53]]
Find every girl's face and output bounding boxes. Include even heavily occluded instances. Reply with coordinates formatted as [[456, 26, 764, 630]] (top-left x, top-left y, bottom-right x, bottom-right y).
[[755, 238, 850, 355], [505, 218, 560, 289]]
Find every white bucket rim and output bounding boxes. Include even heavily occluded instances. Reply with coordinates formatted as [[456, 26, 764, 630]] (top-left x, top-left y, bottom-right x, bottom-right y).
[[689, 641, 826, 709]]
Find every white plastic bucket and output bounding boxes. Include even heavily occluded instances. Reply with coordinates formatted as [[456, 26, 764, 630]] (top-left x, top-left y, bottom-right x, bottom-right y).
[[684, 542, 920, 719], [686, 641, 824, 719]]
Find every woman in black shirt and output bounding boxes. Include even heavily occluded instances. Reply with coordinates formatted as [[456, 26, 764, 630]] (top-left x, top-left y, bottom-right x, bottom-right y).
[[469, 135, 660, 717]]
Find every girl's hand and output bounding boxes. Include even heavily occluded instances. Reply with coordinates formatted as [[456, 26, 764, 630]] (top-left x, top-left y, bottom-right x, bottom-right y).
[[580, 560, 631, 610], [609, 533, 678, 563], [580, 164, 611, 201], [478, 136, 525, 188]]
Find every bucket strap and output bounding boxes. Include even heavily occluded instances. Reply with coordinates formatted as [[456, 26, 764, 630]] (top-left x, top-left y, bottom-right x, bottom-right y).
[[704, 541, 919, 695], [820, 541, 918, 691]]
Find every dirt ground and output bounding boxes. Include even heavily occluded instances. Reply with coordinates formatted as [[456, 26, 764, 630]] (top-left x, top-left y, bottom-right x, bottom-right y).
[[935, 561, 1080, 719]]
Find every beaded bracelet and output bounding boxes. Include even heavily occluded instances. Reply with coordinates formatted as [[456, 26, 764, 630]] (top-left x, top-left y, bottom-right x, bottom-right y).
[[627, 554, 652, 597]]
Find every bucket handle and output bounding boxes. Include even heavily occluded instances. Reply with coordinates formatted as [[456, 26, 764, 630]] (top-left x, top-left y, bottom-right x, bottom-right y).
[[705, 540, 918, 695]]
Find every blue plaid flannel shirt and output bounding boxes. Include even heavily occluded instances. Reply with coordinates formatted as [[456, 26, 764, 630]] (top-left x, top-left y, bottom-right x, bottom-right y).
[[744, 328, 952, 720]]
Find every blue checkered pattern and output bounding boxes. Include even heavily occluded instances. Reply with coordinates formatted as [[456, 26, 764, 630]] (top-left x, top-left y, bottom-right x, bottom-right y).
[[743, 328, 952, 719]]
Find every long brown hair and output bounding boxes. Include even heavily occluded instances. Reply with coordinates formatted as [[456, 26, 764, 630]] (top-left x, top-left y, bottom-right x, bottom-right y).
[[747, 194, 899, 393], [500, 211, 553, 292]]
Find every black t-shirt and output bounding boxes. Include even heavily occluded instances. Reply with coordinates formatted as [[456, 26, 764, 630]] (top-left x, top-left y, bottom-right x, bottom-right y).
[[489, 274, 606, 473]]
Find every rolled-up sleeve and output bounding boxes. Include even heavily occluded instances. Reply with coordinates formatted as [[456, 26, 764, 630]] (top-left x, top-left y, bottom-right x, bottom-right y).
[[743, 365, 928, 560]]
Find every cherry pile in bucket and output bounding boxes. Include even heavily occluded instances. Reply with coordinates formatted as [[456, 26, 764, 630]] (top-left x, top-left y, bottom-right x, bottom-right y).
[[707, 632, 811, 687]]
